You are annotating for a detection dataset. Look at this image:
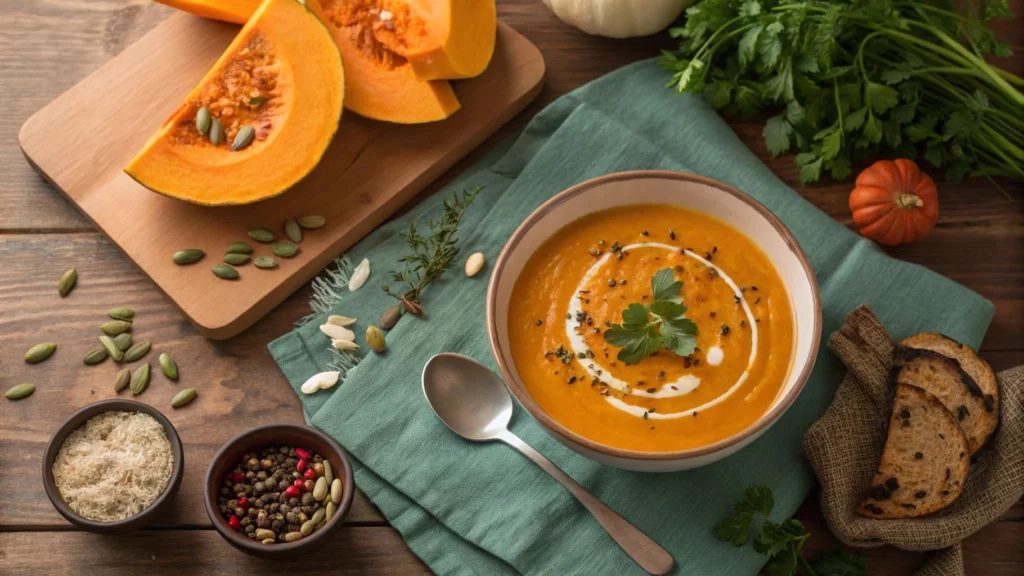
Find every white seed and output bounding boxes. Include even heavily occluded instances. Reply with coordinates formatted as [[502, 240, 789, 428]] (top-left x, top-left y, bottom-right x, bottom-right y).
[[327, 315, 357, 327], [320, 323, 355, 341], [330, 478, 343, 504], [301, 371, 339, 395], [348, 258, 370, 291], [465, 252, 485, 277], [332, 339, 359, 351]]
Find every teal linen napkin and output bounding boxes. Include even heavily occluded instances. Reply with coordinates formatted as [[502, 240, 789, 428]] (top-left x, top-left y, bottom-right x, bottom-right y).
[[269, 60, 994, 575]]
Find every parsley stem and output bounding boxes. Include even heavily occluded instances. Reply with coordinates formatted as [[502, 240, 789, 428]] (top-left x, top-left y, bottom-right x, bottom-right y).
[[692, 16, 747, 61]]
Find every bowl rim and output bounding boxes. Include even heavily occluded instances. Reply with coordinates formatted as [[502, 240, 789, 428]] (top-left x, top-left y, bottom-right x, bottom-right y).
[[41, 398, 185, 530], [202, 423, 355, 554], [485, 169, 822, 461]]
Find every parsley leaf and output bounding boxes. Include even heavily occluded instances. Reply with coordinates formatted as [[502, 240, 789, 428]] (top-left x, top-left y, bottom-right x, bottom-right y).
[[764, 116, 793, 156], [812, 550, 868, 576], [602, 268, 698, 365]]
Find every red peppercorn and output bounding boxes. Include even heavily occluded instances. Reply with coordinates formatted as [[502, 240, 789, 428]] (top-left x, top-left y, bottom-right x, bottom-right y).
[[296, 458, 307, 472], [303, 479, 315, 493], [228, 515, 241, 531], [303, 468, 317, 480], [293, 479, 304, 488], [295, 448, 311, 459], [284, 485, 300, 498], [230, 471, 244, 483], [237, 497, 250, 510]]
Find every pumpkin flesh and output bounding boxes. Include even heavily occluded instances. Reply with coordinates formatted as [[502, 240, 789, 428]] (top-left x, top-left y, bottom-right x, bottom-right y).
[[397, 0, 497, 80], [126, 0, 345, 205], [152, 0, 255, 24]]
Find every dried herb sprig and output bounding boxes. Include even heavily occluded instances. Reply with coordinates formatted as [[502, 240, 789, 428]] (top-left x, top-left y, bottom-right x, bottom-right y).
[[383, 186, 484, 314]]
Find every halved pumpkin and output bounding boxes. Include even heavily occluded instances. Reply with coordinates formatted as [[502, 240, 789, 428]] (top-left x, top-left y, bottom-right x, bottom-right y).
[[126, 0, 344, 205]]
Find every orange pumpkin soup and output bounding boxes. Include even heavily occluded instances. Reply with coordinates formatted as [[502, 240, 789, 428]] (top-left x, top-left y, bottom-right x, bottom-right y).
[[508, 204, 794, 452]]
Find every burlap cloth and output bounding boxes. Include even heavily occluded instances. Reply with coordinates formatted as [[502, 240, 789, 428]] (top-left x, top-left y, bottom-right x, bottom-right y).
[[804, 306, 1024, 576]]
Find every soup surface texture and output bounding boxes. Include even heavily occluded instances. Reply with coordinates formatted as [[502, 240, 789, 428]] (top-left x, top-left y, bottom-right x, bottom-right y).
[[508, 204, 794, 452]]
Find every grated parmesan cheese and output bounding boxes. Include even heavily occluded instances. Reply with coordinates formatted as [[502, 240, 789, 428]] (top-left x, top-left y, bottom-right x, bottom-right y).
[[52, 411, 174, 522]]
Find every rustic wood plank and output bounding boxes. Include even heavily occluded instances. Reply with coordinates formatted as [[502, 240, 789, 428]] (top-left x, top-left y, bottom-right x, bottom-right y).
[[0, 528, 430, 574]]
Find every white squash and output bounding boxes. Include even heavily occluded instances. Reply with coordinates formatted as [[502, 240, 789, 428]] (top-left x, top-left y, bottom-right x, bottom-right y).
[[541, 0, 693, 39]]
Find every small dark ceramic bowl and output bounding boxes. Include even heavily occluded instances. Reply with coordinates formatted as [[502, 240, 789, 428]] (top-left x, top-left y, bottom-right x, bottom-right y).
[[204, 424, 355, 559], [42, 399, 185, 533]]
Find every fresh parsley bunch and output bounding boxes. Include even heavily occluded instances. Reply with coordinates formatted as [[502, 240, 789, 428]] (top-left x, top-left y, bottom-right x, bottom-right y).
[[603, 268, 699, 365], [660, 0, 1024, 185], [715, 486, 867, 576]]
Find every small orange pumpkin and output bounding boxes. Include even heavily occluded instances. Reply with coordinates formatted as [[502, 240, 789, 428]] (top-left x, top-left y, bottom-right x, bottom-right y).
[[849, 159, 939, 245]]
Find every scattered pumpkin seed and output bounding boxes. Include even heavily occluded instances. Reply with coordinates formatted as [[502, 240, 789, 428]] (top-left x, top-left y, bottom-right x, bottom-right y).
[[171, 388, 197, 408], [25, 342, 57, 364], [113, 333, 133, 351], [311, 507, 326, 528], [253, 256, 277, 269], [107, 307, 135, 322], [99, 335, 124, 362], [249, 96, 267, 106], [196, 106, 211, 135], [83, 347, 108, 365], [223, 253, 250, 266], [130, 364, 150, 395], [248, 228, 275, 243], [296, 215, 325, 229], [58, 268, 77, 297], [212, 264, 239, 280], [209, 118, 225, 145], [124, 341, 152, 362], [225, 242, 253, 255], [313, 477, 329, 501], [160, 352, 179, 381], [114, 368, 131, 392], [173, 249, 205, 265], [100, 320, 132, 336], [5, 384, 34, 400], [284, 218, 303, 243], [379, 305, 402, 330], [271, 241, 299, 258], [366, 325, 386, 353], [231, 125, 255, 151]]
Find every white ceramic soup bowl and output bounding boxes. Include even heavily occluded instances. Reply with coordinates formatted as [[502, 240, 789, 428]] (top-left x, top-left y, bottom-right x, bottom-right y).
[[486, 170, 821, 472]]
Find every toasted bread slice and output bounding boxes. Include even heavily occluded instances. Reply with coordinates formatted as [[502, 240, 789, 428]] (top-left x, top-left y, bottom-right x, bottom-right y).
[[858, 383, 970, 519], [894, 346, 990, 454], [901, 332, 999, 433]]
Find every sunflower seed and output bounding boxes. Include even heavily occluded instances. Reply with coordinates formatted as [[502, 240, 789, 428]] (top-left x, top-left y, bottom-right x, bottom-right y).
[[296, 215, 325, 229], [100, 320, 132, 336], [348, 258, 370, 291], [320, 323, 354, 341], [223, 253, 250, 266], [5, 384, 34, 400], [173, 249, 205, 265], [196, 106, 211, 135], [253, 256, 277, 269], [25, 342, 57, 363], [130, 364, 150, 395], [114, 368, 131, 392], [209, 118, 225, 145], [171, 388, 197, 408], [271, 242, 298, 258], [327, 315, 356, 327], [212, 264, 239, 280], [231, 125, 255, 151], [160, 353, 179, 381], [123, 341, 152, 362], [83, 347, 108, 365], [248, 228, 275, 243], [284, 219, 303, 243], [57, 268, 77, 297], [113, 333, 133, 351], [225, 242, 253, 255], [107, 307, 135, 322], [99, 335, 124, 362]]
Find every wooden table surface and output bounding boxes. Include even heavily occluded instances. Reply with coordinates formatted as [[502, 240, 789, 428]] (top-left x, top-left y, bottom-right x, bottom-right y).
[[1, 1, 1021, 574]]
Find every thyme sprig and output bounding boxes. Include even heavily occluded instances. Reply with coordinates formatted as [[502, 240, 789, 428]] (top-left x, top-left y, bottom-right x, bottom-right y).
[[383, 186, 483, 313]]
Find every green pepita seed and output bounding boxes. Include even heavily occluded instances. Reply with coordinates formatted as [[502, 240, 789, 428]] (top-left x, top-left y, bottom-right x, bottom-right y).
[[271, 241, 299, 258], [196, 106, 211, 135], [25, 342, 57, 364], [114, 368, 131, 392], [231, 126, 255, 151], [366, 325, 386, 353], [100, 320, 132, 336], [311, 507, 326, 529], [160, 352, 179, 381], [113, 333, 133, 351], [296, 215, 326, 229], [225, 242, 253, 255], [249, 96, 267, 106], [212, 264, 239, 280], [5, 384, 34, 400], [209, 118, 225, 145], [173, 249, 205, 265], [124, 341, 152, 362], [99, 335, 124, 362], [248, 228, 275, 243], [107, 307, 135, 322], [171, 388, 197, 408], [379, 305, 402, 331], [253, 256, 277, 269], [223, 253, 250, 266], [130, 364, 150, 395], [284, 219, 303, 243], [83, 347, 109, 365], [58, 268, 77, 297]]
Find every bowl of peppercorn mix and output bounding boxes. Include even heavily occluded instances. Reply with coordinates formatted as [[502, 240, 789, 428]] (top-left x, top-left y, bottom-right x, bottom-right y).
[[204, 423, 354, 558]]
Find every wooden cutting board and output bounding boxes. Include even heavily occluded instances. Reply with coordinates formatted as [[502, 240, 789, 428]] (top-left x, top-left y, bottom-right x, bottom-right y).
[[19, 14, 544, 339]]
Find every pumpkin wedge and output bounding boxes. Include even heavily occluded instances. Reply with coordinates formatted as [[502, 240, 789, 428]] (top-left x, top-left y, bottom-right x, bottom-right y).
[[126, 0, 344, 205], [389, 0, 497, 81]]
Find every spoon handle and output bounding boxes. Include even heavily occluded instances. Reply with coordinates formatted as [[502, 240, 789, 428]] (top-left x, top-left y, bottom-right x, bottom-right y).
[[496, 430, 675, 575]]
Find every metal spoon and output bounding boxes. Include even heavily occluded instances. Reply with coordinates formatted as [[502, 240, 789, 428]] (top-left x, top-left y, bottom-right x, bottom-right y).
[[422, 353, 675, 575]]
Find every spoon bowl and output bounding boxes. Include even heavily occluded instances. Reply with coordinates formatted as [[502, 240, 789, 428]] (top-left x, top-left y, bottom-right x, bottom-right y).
[[422, 353, 513, 442]]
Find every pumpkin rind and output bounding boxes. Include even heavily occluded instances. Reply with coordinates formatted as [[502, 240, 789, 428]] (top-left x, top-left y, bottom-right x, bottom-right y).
[[153, 0, 256, 24], [125, 0, 345, 205], [849, 159, 939, 246]]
